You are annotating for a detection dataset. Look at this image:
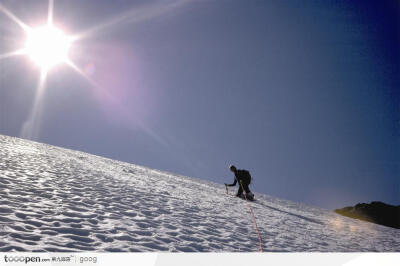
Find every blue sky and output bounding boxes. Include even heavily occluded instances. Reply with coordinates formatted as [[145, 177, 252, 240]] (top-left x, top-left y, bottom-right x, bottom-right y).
[[0, 0, 398, 209]]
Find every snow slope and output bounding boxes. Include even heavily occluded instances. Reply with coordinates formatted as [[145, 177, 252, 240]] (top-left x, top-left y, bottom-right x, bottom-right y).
[[0, 134, 399, 252]]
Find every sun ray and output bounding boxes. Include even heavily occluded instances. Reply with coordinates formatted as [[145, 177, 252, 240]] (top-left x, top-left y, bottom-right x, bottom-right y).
[[136, 119, 169, 148], [20, 69, 48, 140], [0, 3, 30, 32], [65, 59, 168, 147], [66, 59, 99, 88], [47, 0, 54, 26], [0, 49, 26, 60], [72, 0, 187, 41]]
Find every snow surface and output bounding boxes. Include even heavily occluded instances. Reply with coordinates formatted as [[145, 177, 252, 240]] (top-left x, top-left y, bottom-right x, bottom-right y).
[[0, 134, 399, 252]]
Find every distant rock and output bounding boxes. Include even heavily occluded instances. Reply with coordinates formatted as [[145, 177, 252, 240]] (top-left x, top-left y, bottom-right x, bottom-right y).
[[335, 201, 400, 229]]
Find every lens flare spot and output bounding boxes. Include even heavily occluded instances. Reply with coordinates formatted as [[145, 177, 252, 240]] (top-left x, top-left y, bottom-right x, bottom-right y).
[[84, 63, 96, 76]]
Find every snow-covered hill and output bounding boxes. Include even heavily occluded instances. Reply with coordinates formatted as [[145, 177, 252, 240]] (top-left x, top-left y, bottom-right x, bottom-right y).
[[0, 134, 398, 252]]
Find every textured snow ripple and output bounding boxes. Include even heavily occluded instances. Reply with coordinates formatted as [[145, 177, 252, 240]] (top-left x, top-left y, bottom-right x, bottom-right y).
[[0, 135, 399, 252]]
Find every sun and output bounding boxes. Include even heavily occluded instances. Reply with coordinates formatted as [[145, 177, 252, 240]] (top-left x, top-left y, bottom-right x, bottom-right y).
[[24, 25, 72, 70]]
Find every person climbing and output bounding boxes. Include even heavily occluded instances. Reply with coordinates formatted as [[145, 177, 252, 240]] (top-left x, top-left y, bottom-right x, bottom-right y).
[[225, 165, 254, 201]]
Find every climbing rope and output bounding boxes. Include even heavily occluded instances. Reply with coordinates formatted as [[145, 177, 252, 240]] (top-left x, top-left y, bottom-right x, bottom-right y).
[[227, 182, 263, 252]]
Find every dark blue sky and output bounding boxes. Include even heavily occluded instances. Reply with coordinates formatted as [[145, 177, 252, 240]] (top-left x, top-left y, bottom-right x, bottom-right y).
[[0, 0, 398, 209]]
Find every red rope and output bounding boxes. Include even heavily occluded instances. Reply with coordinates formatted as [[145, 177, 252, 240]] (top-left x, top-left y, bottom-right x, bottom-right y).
[[228, 182, 263, 252]]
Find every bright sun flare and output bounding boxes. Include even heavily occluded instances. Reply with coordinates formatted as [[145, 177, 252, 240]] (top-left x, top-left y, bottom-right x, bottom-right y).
[[24, 25, 71, 70]]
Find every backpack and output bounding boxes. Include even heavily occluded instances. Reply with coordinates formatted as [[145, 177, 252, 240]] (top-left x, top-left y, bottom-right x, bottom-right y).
[[237, 169, 251, 184]]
